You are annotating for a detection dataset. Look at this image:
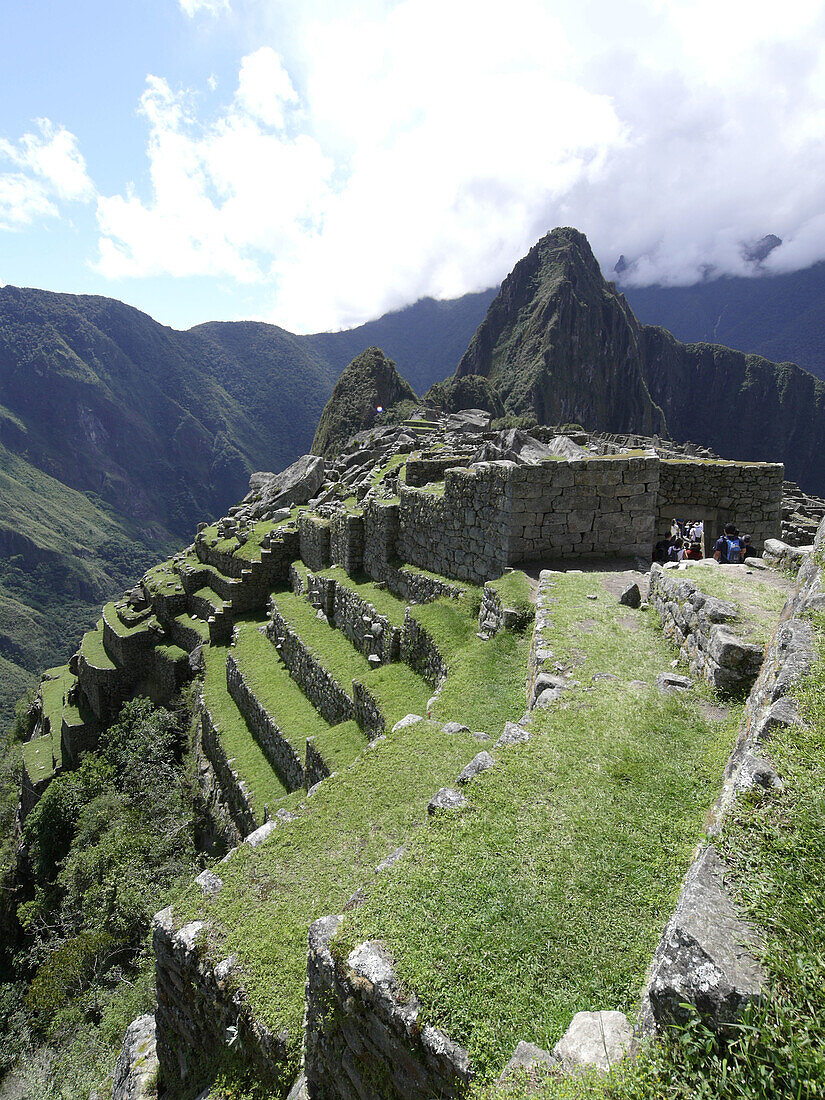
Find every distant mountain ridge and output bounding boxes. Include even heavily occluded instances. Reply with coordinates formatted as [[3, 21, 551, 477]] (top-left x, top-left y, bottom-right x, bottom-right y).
[[623, 261, 825, 381], [449, 227, 825, 494]]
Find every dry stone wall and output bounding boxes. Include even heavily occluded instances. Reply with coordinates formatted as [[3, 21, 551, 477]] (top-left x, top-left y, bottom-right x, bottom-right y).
[[641, 530, 822, 1033], [199, 706, 257, 838], [225, 651, 304, 790], [648, 566, 764, 693], [507, 453, 659, 563], [657, 460, 783, 550], [299, 514, 332, 572], [400, 609, 447, 687], [153, 906, 288, 1095], [266, 604, 355, 726], [330, 513, 366, 576], [305, 916, 472, 1100]]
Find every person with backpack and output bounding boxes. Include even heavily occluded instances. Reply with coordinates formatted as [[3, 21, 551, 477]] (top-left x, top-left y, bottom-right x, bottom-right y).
[[714, 524, 744, 564]]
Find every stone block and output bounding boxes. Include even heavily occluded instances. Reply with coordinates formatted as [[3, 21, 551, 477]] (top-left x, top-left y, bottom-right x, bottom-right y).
[[552, 1011, 634, 1074]]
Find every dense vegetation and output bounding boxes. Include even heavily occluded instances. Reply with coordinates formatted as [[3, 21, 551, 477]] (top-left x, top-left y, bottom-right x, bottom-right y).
[[0, 694, 200, 1096], [311, 347, 417, 457]]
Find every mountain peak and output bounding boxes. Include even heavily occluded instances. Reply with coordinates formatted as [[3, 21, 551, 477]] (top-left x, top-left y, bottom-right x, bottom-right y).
[[455, 227, 666, 435], [311, 346, 417, 457]]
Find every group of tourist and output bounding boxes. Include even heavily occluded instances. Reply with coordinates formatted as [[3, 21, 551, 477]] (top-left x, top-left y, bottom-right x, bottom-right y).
[[653, 520, 756, 564]]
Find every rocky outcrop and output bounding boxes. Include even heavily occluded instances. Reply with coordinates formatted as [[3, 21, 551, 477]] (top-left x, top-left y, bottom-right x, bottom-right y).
[[112, 1014, 158, 1100], [312, 347, 417, 458]]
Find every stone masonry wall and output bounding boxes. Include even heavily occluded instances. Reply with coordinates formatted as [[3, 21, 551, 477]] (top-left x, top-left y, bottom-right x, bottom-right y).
[[225, 651, 304, 791], [199, 706, 257, 838], [362, 499, 400, 580], [299, 515, 332, 572], [398, 464, 511, 584], [400, 609, 448, 687], [305, 737, 331, 787], [657, 460, 783, 550], [327, 577, 400, 665], [305, 916, 472, 1100], [648, 566, 764, 693], [506, 453, 659, 563], [153, 906, 288, 1095], [266, 603, 355, 726], [641, 533, 822, 1032], [330, 512, 366, 576]]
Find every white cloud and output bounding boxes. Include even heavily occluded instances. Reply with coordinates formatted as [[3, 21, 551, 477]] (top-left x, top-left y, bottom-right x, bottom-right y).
[[96, 0, 825, 328], [179, 0, 230, 17], [0, 119, 95, 231]]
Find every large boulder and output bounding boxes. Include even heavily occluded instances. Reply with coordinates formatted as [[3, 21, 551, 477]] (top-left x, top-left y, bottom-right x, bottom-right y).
[[641, 845, 767, 1032], [241, 454, 326, 520]]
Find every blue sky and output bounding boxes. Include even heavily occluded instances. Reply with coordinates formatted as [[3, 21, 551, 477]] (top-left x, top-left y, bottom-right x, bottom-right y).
[[3, 1, 825, 333]]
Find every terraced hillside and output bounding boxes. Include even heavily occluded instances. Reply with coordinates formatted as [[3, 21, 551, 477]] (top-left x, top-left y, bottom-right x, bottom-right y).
[[8, 431, 822, 1100]]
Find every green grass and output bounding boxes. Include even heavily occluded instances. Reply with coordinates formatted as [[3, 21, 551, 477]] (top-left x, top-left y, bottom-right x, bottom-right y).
[[173, 587, 530, 1091], [488, 570, 535, 626], [232, 618, 367, 773], [174, 612, 210, 643], [102, 601, 157, 639], [80, 621, 117, 670], [315, 566, 409, 625], [339, 572, 739, 1081], [39, 664, 73, 732], [308, 721, 366, 774], [175, 719, 490, 1087], [369, 453, 409, 487], [154, 643, 188, 664], [143, 559, 185, 598], [193, 586, 224, 610], [511, 611, 825, 1100], [270, 590, 431, 727], [38, 664, 73, 771], [672, 563, 791, 645], [22, 732, 55, 783], [202, 645, 292, 823]]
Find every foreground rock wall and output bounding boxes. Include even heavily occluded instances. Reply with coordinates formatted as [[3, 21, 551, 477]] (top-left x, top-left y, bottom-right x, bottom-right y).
[[305, 916, 472, 1100], [641, 532, 823, 1032], [648, 566, 764, 693]]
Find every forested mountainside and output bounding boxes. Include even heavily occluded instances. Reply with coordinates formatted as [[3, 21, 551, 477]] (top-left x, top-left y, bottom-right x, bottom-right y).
[[624, 261, 825, 381], [451, 228, 825, 493]]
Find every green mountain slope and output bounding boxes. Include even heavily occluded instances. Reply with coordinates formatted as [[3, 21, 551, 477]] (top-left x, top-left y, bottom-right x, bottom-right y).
[[625, 261, 825, 381], [312, 347, 417, 457], [455, 228, 667, 435]]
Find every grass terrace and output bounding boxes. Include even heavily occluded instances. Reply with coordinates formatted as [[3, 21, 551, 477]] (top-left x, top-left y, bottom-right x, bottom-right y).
[[143, 558, 186, 599], [269, 589, 431, 727], [487, 570, 535, 626], [193, 586, 224, 611], [202, 644, 295, 823], [340, 571, 742, 1081], [175, 583, 531, 1090], [314, 566, 409, 625], [369, 452, 409, 487], [80, 620, 116, 670], [103, 601, 158, 639], [22, 733, 55, 784], [174, 612, 210, 643], [672, 562, 792, 647], [231, 618, 367, 776]]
